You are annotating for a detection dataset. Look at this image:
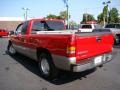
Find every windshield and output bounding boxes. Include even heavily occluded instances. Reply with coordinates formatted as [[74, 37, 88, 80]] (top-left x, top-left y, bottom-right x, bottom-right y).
[[105, 24, 115, 28], [45, 21, 65, 30], [105, 24, 120, 29], [81, 25, 92, 29]]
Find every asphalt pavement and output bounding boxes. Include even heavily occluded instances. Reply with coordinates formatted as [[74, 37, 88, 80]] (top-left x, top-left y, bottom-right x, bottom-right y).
[[0, 38, 120, 90]]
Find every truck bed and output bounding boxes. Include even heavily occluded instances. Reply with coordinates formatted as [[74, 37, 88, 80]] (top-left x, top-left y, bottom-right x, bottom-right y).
[[30, 30, 113, 62]]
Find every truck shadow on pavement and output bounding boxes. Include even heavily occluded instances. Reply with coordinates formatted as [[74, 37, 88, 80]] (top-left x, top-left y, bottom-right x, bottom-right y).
[[6, 52, 96, 85], [51, 68, 96, 85], [114, 45, 120, 48]]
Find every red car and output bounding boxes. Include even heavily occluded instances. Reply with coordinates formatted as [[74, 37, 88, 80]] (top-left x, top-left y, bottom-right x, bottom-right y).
[[0, 29, 9, 37]]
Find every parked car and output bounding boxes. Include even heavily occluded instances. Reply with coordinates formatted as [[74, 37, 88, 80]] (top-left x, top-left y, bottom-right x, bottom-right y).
[[104, 23, 120, 44], [79, 24, 102, 32], [0, 29, 9, 37]]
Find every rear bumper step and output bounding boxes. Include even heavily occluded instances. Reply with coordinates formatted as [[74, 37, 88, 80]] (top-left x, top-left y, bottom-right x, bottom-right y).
[[71, 53, 112, 72]]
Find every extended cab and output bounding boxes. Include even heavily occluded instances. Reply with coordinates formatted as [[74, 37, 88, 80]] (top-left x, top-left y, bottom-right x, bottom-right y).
[[7, 18, 114, 79]]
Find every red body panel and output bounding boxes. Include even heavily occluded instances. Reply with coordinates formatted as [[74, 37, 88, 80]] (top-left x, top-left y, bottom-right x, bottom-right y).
[[27, 34, 70, 55]]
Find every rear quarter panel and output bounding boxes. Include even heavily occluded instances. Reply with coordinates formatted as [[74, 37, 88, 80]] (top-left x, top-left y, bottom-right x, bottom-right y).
[[27, 34, 72, 56]]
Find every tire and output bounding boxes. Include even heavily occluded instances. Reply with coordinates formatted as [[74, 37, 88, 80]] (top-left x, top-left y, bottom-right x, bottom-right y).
[[7, 43, 16, 55], [38, 53, 58, 80], [114, 35, 120, 45], [99, 64, 103, 68]]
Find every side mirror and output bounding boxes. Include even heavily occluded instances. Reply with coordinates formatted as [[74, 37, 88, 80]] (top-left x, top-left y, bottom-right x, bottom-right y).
[[9, 31, 15, 35]]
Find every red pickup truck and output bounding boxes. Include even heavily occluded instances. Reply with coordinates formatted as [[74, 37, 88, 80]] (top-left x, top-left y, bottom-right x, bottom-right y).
[[7, 18, 114, 79]]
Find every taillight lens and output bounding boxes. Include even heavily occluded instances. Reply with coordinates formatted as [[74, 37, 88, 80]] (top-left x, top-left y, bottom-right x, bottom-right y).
[[67, 46, 76, 55]]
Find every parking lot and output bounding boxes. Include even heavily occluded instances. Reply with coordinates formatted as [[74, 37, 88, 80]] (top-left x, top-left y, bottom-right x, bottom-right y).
[[0, 38, 120, 90]]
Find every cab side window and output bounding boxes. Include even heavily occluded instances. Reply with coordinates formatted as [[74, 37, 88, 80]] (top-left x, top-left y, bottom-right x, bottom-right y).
[[15, 21, 28, 35], [31, 21, 45, 34], [21, 21, 28, 34], [15, 24, 23, 35]]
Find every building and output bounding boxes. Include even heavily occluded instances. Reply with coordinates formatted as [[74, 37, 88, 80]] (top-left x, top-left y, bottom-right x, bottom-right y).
[[0, 17, 24, 31], [81, 21, 97, 24]]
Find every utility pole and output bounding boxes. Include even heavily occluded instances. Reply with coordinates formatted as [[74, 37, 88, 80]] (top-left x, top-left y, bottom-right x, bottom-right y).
[[85, 8, 88, 23], [102, 1, 111, 26], [62, 0, 69, 29], [22, 7, 29, 21], [67, 1, 69, 29]]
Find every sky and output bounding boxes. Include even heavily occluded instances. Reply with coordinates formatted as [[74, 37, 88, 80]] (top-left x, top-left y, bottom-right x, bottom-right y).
[[0, 0, 120, 23]]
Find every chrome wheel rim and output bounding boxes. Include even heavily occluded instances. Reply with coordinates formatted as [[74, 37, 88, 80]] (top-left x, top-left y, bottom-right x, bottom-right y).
[[9, 46, 16, 54], [40, 58, 50, 75]]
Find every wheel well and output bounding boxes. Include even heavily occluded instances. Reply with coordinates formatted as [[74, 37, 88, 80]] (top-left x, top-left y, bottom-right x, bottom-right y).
[[7, 40, 12, 50], [116, 34, 120, 38], [8, 40, 12, 45], [36, 48, 52, 61]]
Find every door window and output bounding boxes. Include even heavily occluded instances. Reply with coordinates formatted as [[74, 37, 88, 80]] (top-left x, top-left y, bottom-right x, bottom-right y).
[[32, 21, 44, 30], [15, 24, 23, 35], [21, 22, 28, 34], [15, 21, 28, 35]]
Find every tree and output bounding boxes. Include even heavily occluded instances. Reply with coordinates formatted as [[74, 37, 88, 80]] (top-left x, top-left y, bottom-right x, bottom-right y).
[[59, 10, 69, 20], [119, 17, 120, 22], [108, 8, 120, 23], [46, 10, 69, 20], [97, 6, 108, 25], [69, 20, 78, 29], [81, 13, 95, 23], [103, 5, 108, 22], [46, 14, 59, 19], [97, 7, 120, 24], [97, 13, 103, 24]]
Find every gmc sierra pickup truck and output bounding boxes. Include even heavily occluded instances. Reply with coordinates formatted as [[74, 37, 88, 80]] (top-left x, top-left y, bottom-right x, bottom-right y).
[[7, 18, 114, 79]]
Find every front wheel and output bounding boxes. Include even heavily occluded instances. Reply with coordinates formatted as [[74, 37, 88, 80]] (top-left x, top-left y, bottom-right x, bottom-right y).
[[38, 53, 58, 80], [114, 35, 120, 45], [7, 43, 16, 55]]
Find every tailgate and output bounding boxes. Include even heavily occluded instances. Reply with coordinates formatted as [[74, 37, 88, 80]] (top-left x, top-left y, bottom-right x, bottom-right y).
[[75, 32, 113, 62]]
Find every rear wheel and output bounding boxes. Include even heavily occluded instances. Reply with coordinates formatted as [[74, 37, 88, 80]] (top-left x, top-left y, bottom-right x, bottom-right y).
[[38, 53, 58, 80]]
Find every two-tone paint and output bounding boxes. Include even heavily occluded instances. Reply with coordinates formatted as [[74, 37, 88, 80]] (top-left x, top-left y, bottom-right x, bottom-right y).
[[9, 18, 114, 72]]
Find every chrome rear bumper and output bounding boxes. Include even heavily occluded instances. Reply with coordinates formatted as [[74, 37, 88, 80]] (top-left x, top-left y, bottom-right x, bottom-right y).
[[72, 53, 112, 72], [52, 52, 112, 72]]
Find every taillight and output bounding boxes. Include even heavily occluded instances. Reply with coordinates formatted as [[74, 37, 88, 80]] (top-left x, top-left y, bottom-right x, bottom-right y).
[[67, 46, 76, 54], [67, 35, 76, 57]]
